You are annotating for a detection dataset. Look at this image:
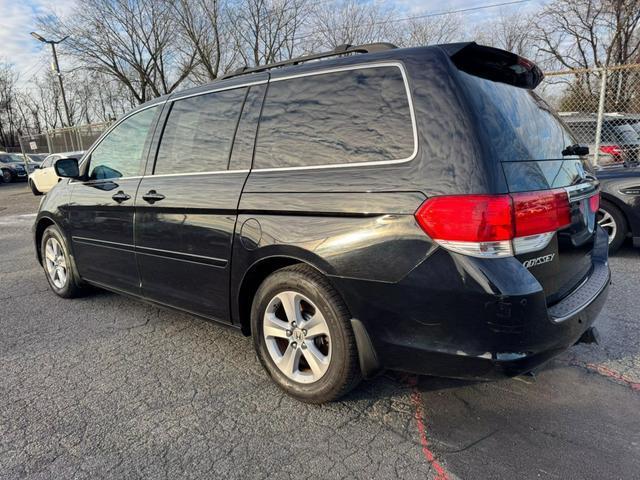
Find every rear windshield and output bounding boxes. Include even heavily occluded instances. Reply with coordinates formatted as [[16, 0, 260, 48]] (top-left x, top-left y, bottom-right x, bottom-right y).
[[457, 71, 575, 161], [615, 124, 640, 144]]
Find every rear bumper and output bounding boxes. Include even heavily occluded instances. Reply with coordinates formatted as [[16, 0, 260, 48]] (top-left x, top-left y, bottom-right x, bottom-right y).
[[333, 227, 610, 379], [375, 267, 608, 379]]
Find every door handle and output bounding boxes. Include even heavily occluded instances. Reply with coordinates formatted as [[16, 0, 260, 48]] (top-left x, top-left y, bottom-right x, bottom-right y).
[[112, 191, 131, 203], [142, 190, 165, 204]]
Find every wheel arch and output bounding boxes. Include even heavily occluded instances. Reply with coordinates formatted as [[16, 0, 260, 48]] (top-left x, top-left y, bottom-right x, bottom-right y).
[[34, 215, 63, 265], [235, 254, 335, 336]]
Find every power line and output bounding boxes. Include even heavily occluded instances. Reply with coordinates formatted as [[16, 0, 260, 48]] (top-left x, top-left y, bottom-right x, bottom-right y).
[[391, 0, 534, 21], [296, 0, 535, 41]]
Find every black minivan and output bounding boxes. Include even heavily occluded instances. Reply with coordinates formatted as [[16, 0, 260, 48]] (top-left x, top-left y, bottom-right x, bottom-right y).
[[34, 43, 610, 403]]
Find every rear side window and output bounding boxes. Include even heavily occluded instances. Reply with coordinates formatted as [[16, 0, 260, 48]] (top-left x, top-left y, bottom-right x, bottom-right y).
[[154, 87, 247, 175], [254, 66, 414, 169]]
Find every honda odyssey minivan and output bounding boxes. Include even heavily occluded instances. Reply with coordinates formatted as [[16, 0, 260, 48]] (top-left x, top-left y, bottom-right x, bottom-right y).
[[34, 42, 610, 403]]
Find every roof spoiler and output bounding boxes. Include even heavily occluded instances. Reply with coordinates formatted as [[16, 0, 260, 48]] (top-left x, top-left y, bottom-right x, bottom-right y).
[[440, 42, 544, 90]]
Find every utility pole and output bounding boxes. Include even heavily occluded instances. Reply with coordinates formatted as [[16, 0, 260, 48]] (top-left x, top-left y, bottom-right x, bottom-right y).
[[31, 32, 73, 128]]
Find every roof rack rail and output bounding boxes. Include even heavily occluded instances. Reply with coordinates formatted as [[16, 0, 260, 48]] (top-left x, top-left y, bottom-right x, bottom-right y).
[[220, 42, 397, 80]]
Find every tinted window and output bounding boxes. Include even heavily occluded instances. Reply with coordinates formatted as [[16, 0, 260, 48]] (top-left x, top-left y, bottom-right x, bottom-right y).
[[89, 106, 159, 180], [254, 66, 414, 169], [0, 154, 22, 163], [229, 85, 266, 170], [615, 124, 640, 144], [459, 71, 575, 161], [154, 88, 247, 175]]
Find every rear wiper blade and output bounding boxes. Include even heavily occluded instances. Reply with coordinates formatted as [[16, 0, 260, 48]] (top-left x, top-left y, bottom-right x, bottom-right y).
[[562, 144, 589, 156]]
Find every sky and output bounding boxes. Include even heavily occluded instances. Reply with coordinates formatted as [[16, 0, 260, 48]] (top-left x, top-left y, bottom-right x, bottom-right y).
[[0, 0, 76, 82], [0, 0, 547, 85]]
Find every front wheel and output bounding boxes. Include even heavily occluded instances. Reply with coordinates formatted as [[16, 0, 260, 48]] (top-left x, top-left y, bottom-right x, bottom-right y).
[[1, 169, 12, 183], [251, 264, 361, 403], [41, 225, 84, 298]]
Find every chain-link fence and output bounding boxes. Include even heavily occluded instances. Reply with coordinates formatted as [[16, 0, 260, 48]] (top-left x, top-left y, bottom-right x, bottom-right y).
[[18, 121, 112, 159], [539, 64, 640, 167]]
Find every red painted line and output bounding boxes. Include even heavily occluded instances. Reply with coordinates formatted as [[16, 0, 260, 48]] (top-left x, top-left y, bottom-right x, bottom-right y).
[[407, 376, 451, 480], [582, 363, 640, 392]]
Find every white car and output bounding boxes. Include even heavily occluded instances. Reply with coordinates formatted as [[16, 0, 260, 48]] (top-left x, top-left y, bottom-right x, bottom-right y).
[[29, 151, 84, 195]]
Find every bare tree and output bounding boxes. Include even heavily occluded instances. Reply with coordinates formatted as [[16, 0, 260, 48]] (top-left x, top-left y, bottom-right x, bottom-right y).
[[534, 0, 640, 111], [399, 13, 465, 47], [474, 12, 537, 59], [230, 0, 312, 67], [303, 0, 396, 51], [0, 62, 19, 148], [40, 0, 197, 104], [172, 0, 241, 82], [534, 0, 640, 69]]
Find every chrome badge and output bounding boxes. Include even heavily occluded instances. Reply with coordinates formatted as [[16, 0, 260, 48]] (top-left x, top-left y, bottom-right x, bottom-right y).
[[523, 253, 556, 269]]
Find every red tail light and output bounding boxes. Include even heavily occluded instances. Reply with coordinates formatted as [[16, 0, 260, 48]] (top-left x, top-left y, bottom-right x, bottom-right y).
[[589, 192, 600, 212], [599, 145, 622, 156], [414, 195, 513, 242], [415, 189, 573, 258], [512, 189, 571, 237]]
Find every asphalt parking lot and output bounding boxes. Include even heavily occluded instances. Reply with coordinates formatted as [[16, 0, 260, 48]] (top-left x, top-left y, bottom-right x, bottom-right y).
[[1, 181, 639, 480]]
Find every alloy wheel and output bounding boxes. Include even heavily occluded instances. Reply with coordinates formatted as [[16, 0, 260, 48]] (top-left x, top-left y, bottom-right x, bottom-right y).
[[597, 208, 617, 245], [263, 291, 332, 384], [44, 237, 68, 289]]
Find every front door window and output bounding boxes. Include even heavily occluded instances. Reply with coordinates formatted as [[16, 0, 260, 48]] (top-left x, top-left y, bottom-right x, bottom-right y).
[[88, 106, 159, 180]]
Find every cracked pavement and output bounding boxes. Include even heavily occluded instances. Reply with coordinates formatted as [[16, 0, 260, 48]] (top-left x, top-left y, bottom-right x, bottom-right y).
[[1, 182, 639, 479]]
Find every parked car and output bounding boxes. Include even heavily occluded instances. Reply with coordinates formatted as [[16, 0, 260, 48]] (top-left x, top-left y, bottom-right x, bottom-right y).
[[0, 153, 29, 183], [595, 164, 640, 252], [29, 151, 85, 195], [34, 42, 609, 403], [26, 153, 48, 165], [561, 114, 640, 166]]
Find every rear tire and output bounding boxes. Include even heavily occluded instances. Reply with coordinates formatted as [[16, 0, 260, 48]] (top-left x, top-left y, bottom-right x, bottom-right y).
[[251, 264, 361, 403], [41, 225, 84, 298], [597, 200, 627, 254], [29, 179, 43, 196], [1, 169, 12, 183]]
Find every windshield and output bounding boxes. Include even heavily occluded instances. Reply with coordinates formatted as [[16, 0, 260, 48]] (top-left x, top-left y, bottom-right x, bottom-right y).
[[0, 154, 24, 163]]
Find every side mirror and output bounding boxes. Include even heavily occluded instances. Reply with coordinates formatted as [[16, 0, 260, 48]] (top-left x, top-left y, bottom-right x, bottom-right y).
[[54, 158, 80, 178]]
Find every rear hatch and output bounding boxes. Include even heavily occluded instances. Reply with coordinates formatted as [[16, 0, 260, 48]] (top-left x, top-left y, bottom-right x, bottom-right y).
[[450, 44, 600, 304]]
